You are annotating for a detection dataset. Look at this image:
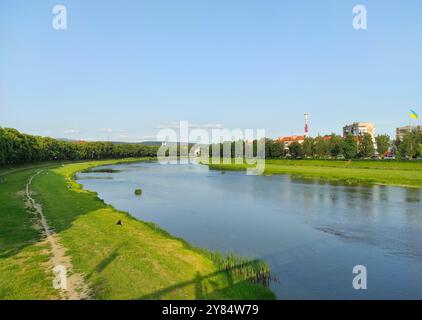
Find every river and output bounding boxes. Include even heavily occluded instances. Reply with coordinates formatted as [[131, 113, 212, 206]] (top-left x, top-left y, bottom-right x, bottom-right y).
[[77, 161, 422, 299]]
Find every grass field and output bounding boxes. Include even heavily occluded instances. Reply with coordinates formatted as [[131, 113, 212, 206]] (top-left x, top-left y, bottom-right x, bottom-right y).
[[207, 159, 422, 188], [0, 162, 60, 299], [0, 159, 274, 300]]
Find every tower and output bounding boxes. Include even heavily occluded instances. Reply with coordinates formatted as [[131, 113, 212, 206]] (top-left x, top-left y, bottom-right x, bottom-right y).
[[304, 113, 309, 137]]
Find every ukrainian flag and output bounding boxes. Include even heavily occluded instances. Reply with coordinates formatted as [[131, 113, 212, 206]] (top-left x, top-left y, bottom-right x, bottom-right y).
[[410, 110, 419, 119]]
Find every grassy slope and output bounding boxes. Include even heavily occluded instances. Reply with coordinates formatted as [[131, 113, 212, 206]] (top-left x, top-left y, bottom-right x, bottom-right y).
[[28, 160, 274, 300], [0, 163, 60, 299], [207, 159, 422, 188]]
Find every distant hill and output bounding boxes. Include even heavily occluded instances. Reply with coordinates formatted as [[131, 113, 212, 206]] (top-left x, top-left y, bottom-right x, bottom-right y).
[[57, 138, 163, 146], [110, 141, 164, 146], [138, 141, 163, 146], [56, 139, 204, 147]]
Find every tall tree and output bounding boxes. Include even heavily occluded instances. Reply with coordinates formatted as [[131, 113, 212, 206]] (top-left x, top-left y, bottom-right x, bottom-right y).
[[328, 134, 343, 158], [375, 134, 390, 158], [399, 131, 420, 160], [342, 135, 358, 159], [313, 136, 329, 159], [358, 133, 375, 158], [270, 141, 284, 158], [289, 142, 304, 159], [302, 137, 314, 158], [264, 139, 274, 159], [0, 127, 8, 164]]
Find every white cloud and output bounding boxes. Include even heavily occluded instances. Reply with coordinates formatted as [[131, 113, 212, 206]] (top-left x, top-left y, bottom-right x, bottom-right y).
[[155, 122, 224, 130], [64, 129, 80, 134], [108, 133, 167, 142], [193, 123, 224, 129], [98, 128, 127, 133], [116, 134, 130, 140], [138, 135, 161, 141]]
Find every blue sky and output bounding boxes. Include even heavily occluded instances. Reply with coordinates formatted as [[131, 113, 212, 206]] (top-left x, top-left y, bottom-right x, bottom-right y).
[[1, 0, 421, 141]]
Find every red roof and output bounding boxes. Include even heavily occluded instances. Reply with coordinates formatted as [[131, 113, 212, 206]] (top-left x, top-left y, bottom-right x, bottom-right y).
[[275, 135, 305, 143]]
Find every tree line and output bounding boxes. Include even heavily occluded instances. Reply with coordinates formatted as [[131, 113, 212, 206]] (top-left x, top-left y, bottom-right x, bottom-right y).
[[0, 127, 159, 165], [2, 126, 422, 165], [209, 131, 422, 160]]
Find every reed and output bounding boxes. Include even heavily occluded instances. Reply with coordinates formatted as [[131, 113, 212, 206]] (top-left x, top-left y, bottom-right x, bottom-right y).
[[208, 252, 272, 287]]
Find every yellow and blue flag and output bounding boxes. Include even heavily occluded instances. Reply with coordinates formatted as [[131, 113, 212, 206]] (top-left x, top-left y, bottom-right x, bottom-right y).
[[410, 110, 419, 119]]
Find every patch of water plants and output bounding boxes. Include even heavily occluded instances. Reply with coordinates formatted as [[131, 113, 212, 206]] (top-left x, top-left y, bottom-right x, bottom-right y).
[[208, 252, 272, 287]]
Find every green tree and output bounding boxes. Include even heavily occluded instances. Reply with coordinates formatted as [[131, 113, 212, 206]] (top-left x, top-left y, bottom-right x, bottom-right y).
[[0, 127, 159, 164], [313, 136, 329, 158], [341, 135, 358, 159], [289, 142, 304, 159], [375, 134, 390, 158], [399, 131, 420, 160], [270, 141, 284, 158], [328, 134, 343, 158], [358, 133, 375, 158], [264, 139, 274, 159], [0, 127, 10, 164], [302, 137, 314, 158]]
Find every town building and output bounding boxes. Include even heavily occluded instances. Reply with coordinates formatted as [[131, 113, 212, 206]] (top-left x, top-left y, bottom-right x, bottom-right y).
[[343, 122, 377, 151], [396, 125, 422, 141], [275, 135, 305, 147], [342, 122, 375, 139]]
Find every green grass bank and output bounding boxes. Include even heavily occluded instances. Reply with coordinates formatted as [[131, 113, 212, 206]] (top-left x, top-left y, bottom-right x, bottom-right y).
[[0, 162, 61, 299], [206, 159, 422, 188], [0, 159, 274, 300]]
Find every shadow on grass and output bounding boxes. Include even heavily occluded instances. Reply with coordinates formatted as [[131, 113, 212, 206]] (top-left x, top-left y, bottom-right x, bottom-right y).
[[94, 245, 122, 274], [138, 259, 270, 300]]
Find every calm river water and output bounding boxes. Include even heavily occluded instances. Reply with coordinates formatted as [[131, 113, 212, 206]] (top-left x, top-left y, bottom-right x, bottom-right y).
[[77, 161, 422, 299]]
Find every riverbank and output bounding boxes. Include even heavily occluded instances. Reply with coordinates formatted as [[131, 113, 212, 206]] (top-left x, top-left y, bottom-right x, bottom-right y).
[[0, 162, 60, 299], [0, 159, 274, 300], [206, 159, 422, 188]]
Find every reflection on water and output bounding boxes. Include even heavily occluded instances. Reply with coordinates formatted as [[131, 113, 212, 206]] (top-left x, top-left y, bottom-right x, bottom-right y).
[[77, 162, 422, 299], [406, 188, 422, 203]]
